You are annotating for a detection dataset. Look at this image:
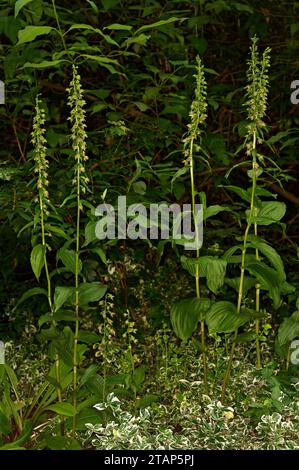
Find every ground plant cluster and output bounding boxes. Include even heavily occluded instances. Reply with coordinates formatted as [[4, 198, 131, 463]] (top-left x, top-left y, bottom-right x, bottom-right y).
[[0, 0, 298, 451]]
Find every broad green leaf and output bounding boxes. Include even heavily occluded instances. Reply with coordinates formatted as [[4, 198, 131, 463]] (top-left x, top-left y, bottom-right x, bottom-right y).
[[16, 287, 47, 308], [124, 34, 150, 47], [84, 221, 97, 245], [236, 332, 257, 343], [82, 55, 121, 74], [43, 435, 81, 450], [58, 249, 82, 274], [206, 258, 227, 294], [181, 255, 213, 277], [86, 0, 98, 13], [278, 310, 299, 347], [171, 297, 212, 341], [38, 326, 61, 342], [246, 261, 282, 309], [22, 60, 64, 69], [255, 188, 277, 198], [250, 201, 286, 226], [248, 236, 286, 280], [68, 24, 118, 46], [54, 310, 77, 322], [136, 17, 184, 34], [47, 402, 77, 417], [225, 277, 256, 294], [78, 330, 100, 344], [38, 310, 76, 328], [206, 301, 251, 334], [106, 23, 133, 31], [171, 166, 189, 191], [0, 411, 11, 436], [54, 286, 74, 311], [0, 420, 32, 448], [45, 225, 69, 239], [280, 281, 295, 295], [75, 408, 103, 431], [204, 205, 230, 220], [17, 26, 53, 45], [221, 185, 251, 203], [266, 130, 290, 145], [102, 0, 120, 10], [30, 244, 45, 281], [15, 0, 33, 17], [78, 282, 107, 308], [223, 245, 242, 263], [79, 364, 99, 387], [181, 255, 227, 293], [233, 2, 254, 13], [4, 364, 19, 391], [91, 248, 107, 265]]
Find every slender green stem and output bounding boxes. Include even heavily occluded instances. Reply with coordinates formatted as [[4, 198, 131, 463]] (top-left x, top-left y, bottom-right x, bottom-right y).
[[221, 131, 258, 403], [39, 194, 64, 434], [254, 219, 261, 369], [72, 163, 81, 435], [51, 0, 67, 52], [189, 138, 208, 394], [103, 299, 107, 401]]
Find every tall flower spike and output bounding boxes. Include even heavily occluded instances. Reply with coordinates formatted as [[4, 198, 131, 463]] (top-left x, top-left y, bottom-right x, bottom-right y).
[[31, 96, 50, 215], [245, 36, 271, 131], [183, 55, 208, 162], [67, 65, 89, 193]]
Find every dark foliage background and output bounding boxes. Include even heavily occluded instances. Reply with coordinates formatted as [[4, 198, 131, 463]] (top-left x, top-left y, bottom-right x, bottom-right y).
[[0, 0, 298, 335]]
